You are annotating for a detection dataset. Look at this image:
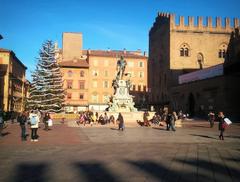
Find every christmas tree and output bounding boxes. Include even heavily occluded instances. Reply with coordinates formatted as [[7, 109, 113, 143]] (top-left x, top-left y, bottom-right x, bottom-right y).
[[27, 40, 65, 113]]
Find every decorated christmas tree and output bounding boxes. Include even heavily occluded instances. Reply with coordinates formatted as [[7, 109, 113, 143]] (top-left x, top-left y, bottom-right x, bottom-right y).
[[27, 40, 65, 113]]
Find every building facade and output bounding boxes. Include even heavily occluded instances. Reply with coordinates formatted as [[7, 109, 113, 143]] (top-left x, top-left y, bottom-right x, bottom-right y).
[[148, 12, 240, 108], [0, 48, 27, 112], [58, 33, 148, 112], [170, 28, 240, 120]]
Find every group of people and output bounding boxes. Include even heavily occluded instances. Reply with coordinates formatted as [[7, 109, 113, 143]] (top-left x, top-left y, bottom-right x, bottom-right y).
[[208, 111, 228, 140], [0, 110, 53, 142], [139, 109, 181, 132], [18, 110, 53, 142], [76, 111, 115, 126], [76, 111, 125, 130]]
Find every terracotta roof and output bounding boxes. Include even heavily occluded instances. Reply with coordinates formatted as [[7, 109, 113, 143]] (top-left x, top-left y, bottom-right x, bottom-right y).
[[0, 48, 27, 69], [0, 48, 11, 52], [59, 59, 89, 68], [86, 50, 148, 59]]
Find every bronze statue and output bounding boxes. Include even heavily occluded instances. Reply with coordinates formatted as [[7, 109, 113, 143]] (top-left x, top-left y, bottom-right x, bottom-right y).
[[116, 56, 127, 80]]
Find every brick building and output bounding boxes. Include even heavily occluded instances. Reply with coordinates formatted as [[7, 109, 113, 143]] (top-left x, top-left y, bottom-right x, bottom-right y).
[[148, 12, 240, 109], [171, 28, 240, 120], [0, 48, 27, 112]]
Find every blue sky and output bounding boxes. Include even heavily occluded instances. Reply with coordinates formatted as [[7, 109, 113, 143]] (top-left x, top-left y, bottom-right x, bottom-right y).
[[0, 0, 239, 80]]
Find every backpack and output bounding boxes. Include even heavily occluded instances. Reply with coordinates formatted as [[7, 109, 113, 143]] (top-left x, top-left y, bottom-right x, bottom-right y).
[[30, 116, 37, 125]]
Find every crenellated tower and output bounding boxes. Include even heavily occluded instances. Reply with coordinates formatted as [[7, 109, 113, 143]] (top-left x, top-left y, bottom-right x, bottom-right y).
[[148, 12, 240, 107]]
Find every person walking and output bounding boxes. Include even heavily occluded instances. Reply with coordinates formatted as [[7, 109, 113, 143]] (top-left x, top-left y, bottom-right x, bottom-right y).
[[218, 111, 226, 140], [29, 110, 40, 142], [17, 111, 28, 141], [208, 111, 215, 128], [117, 113, 124, 131]]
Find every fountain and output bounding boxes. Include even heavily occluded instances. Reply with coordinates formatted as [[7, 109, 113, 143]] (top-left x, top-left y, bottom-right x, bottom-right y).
[[108, 56, 137, 112]]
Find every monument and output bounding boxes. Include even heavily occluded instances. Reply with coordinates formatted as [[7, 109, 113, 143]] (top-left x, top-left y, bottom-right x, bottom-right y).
[[108, 56, 137, 112]]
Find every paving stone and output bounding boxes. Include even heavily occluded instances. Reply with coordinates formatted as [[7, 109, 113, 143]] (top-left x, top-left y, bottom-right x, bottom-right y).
[[0, 120, 240, 181]]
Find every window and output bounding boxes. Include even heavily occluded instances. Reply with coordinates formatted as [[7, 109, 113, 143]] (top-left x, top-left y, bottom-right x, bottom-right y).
[[133, 85, 136, 91], [93, 81, 98, 88], [197, 53, 204, 69], [104, 70, 108, 77], [92, 70, 98, 77], [67, 80, 73, 89], [143, 86, 147, 92], [103, 95, 109, 103], [92, 94, 98, 102], [103, 81, 109, 88], [138, 85, 141, 91], [79, 81, 85, 89], [139, 72, 144, 78], [80, 71, 84, 77], [79, 94, 84, 100], [218, 43, 227, 58], [67, 93, 72, 99], [139, 61, 144, 67], [68, 70, 73, 77], [180, 43, 190, 57]]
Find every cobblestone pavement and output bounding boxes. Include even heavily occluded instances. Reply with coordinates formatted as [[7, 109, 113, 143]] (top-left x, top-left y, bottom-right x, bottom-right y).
[[0, 120, 240, 182]]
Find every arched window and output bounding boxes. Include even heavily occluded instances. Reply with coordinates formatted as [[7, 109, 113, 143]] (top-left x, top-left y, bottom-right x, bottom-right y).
[[180, 43, 190, 57], [218, 43, 227, 58], [197, 53, 204, 69]]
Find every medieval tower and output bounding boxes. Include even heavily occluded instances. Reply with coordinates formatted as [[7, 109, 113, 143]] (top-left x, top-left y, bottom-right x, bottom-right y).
[[148, 12, 240, 108]]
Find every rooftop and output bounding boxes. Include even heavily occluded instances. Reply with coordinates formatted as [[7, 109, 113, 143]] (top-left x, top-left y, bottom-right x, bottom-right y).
[[59, 58, 89, 68]]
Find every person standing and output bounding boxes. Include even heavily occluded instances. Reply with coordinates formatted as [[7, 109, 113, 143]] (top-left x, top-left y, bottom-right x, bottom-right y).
[[103, 112, 109, 124], [117, 113, 124, 131], [43, 112, 50, 131], [208, 111, 215, 128], [143, 111, 150, 127], [0, 110, 4, 137], [166, 111, 176, 131], [17, 111, 28, 141], [29, 110, 40, 142], [218, 112, 225, 140]]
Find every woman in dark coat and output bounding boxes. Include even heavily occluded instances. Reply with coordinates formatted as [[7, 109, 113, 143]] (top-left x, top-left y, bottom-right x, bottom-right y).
[[43, 112, 50, 131], [218, 112, 225, 140], [117, 113, 124, 131]]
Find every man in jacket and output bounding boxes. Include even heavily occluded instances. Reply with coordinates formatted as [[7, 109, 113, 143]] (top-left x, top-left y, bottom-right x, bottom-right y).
[[17, 111, 28, 141], [29, 110, 40, 142]]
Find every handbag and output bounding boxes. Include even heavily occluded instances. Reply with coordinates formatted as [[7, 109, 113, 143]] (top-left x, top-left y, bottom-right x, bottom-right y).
[[222, 122, 227, 129], [48, 119, 53, 126]]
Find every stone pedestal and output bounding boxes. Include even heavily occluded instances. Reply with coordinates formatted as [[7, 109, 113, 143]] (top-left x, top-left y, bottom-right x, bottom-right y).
[[108, 80, 137, 112]]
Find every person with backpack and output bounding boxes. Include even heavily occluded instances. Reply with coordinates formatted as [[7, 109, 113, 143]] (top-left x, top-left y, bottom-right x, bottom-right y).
[[17, 111, 28, 141], [29, 110, 40, 142]]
